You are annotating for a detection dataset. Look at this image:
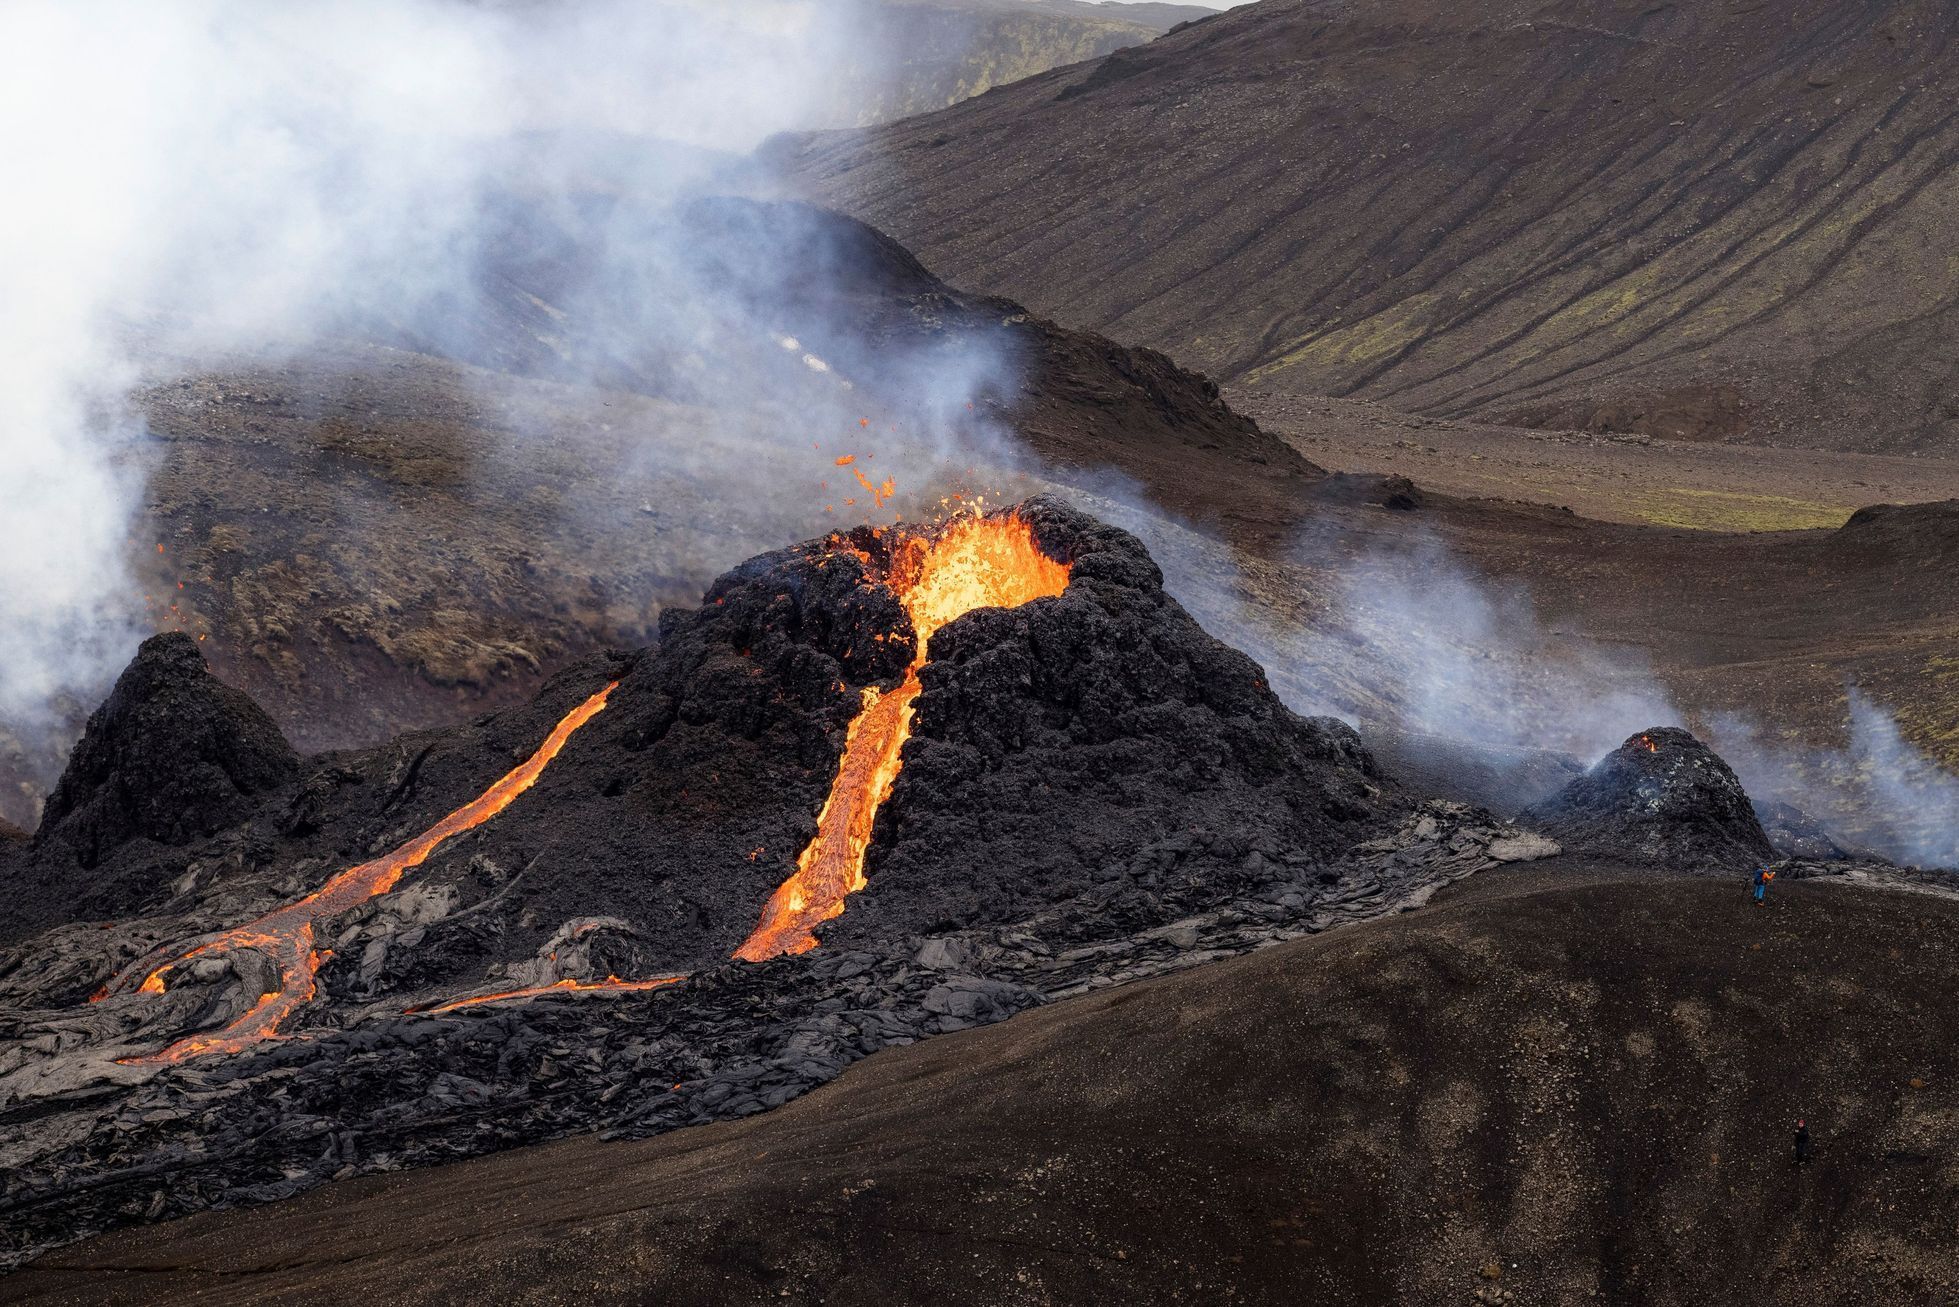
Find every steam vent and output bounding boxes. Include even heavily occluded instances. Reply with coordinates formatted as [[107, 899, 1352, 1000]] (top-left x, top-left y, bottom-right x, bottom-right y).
[[8, 497, 1575, 1266]]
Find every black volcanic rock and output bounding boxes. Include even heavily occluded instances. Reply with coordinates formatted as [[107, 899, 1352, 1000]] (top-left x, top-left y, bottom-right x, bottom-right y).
[[36, 633, 300, 867], [1754, 799, 1875, 864], [1520, 728, 1774, 873]]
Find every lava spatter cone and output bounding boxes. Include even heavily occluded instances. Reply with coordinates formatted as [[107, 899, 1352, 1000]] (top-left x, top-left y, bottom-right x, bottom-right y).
[[1519, 727, 1775, 872], [735, 510, 1071, 961], [789, 495, 1390, 951], [13, 497, 1397, 1068], [37, 632, 300, 870]]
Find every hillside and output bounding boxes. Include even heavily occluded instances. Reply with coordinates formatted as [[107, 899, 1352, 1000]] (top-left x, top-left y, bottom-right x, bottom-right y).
[[836, 0, 1215, 125], [782, 0, 1959, 452], [15, 868, 1959, 1304]]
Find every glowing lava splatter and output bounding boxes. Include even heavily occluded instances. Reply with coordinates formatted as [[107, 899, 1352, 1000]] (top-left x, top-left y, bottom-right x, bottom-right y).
[[115, 684, 618, 1063], [735, 513, 1070, 961]]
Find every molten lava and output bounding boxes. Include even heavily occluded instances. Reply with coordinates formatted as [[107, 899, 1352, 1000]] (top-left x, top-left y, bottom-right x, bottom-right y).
[[409, 973, 682, 1015], [735, 513, 1070, 961], [117, 684, 618, 1063]]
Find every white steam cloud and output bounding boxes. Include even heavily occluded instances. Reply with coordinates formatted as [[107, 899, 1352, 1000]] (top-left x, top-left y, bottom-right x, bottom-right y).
[[1710, 691, 1959, 870], [0, 0, 1018, 808], [1082, 491, 1958, 870]]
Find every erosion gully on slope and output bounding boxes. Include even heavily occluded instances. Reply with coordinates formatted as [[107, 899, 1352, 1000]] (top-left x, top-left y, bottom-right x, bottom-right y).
[[96, 511, 1070, 1062]]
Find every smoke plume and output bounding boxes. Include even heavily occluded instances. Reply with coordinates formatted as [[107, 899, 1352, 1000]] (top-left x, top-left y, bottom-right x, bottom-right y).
[[1077, 488, 1958, 869], [0, 0, 1029, 821]]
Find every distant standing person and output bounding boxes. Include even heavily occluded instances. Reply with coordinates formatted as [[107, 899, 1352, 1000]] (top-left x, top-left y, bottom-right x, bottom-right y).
[[1795, 1119, 1811, 1165], [1752, 866, 1776, 905]]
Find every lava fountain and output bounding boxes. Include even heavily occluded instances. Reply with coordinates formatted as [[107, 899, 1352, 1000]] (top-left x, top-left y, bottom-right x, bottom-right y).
[[735, 512, 1070, 961], [111, 684, 619, 1063]]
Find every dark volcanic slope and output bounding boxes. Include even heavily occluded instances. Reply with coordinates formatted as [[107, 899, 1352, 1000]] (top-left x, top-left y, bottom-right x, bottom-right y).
[[18, 871, 1959, 1306], [783, 0, 1959, 451]]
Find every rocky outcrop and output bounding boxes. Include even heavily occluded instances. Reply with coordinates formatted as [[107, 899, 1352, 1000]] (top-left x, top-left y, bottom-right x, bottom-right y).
[[35, 634, 299, 869], [1520, 727, 1774, 873], [1755, 798, 1872, 863]]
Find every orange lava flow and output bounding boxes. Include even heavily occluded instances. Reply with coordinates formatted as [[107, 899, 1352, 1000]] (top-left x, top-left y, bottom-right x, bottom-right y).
[[409, 973, 683, 1015], [120, 684, 618, 1064], [735, 513, 1069, 961]]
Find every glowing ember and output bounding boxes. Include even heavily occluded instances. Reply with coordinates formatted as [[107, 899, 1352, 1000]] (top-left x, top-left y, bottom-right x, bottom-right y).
[[116, 684, 618, 1063], [1637, 734, 1660, 753], [735, 513, 1070, 961], [408, 974, 682, 1015]]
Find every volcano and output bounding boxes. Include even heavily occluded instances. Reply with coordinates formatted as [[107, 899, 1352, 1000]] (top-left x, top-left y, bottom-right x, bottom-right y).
[[36, 632, 300, 871], [0, 498, 1555, 1267], [1520, 727, 1776, 872]]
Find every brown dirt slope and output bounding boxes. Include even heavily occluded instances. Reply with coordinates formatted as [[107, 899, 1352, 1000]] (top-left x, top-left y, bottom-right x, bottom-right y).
[[781, 0, 1959, 452], [1239, 389, 1959, 530], [839, 0, 1214, 126], [12, 868, 1959, 1306]]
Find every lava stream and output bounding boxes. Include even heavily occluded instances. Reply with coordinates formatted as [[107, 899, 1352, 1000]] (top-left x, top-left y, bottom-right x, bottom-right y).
[[735, 513, 1070, 961], [118, 683, 618, 1064], [409, 973, 683, 1015]]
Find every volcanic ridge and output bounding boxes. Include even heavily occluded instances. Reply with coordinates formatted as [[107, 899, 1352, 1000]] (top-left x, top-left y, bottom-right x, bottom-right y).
[[784, 0, 1959, 453]]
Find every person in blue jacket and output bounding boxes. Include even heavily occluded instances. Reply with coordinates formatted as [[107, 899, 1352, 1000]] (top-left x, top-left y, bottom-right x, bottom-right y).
[[1751, 866, 1776, 905]]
